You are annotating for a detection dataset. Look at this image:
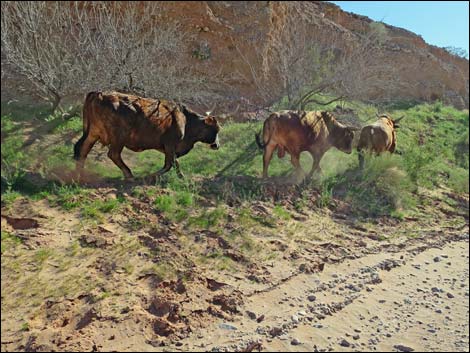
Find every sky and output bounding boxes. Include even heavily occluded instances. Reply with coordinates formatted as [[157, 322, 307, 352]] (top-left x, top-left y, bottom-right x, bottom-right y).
[[330, 1, 469, 55]]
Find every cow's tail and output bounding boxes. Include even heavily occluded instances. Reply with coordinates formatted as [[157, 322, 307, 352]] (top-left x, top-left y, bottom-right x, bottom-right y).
[[255, 130, 265, 149], [74, 91, 100, 160], [255, 117, 273, 149]]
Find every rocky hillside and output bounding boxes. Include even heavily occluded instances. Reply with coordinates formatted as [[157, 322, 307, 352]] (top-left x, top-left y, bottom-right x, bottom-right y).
[[158, 1, 468, 109], [1, 1, 468, 111]]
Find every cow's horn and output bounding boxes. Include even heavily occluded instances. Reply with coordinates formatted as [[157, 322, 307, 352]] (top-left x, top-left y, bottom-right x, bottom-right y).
[[206, 102, 217, 116], [394, 115, 405, 123]]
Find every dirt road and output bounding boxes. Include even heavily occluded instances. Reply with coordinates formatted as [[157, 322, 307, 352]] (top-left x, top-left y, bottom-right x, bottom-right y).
[[177, 239, 469, 352]]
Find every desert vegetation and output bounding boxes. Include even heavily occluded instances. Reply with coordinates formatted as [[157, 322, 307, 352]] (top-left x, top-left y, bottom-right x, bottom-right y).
[[1, 1, 468, 352]]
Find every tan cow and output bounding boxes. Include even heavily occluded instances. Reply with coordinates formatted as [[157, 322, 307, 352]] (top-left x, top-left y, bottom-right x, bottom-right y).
[[74, 91, 220, 180], [255, 110, 358, 179], [356, 114, 404, 168]]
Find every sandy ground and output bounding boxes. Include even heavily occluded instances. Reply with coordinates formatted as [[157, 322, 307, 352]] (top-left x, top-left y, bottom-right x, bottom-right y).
[[1, 186, 468, 352], [177, 240, 469, 352]]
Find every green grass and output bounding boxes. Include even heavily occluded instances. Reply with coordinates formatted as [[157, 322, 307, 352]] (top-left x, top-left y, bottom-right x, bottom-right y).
[[188, 207, 227, 229], [140, 262, 176, 281], [1, 115, 30, 192], [448, 167, 470, 194], [1, 190, 22, 208], [153, 190, 193, 222], [236, 207, 276, 228], [34, 248, 54, 265], [1, 231, 22, 254], [320, 152, 417, 216], [1, 99, 468, 221], [154, 194, 174, 213], [273, 205, 291, 220], [20, 322, 30, 332]]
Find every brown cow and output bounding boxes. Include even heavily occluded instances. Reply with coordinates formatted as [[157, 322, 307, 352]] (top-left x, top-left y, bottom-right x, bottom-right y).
[[356, 114, 404, 168], [255, 110, 358, 179], [73, 91, 220, 180]]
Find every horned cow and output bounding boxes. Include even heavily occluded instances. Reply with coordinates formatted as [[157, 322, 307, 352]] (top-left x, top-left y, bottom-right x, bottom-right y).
[[256, 110, 358, 179], [73, 91, 220, 180]]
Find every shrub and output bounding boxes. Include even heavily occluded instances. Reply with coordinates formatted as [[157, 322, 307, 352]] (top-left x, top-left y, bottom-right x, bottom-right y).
[[448, 167, 469, 194], [343, 154, 415, 216]]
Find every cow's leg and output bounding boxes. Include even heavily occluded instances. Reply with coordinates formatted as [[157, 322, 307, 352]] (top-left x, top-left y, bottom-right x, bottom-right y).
[[308, 151, 323, 178], [389, 140, 396, 154], [290, 152, 305, 178], [357, 147, 365, 169], [174, 159, 184, 179], [75, 135, 98, 175], [107, 145, 133, 179], [262, 142, 276, 178], [155, 147, 176, 176]]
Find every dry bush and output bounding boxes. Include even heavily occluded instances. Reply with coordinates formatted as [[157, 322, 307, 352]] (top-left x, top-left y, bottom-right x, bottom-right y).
[[234, 2, 402, 111], [1, 1, 223, 112]]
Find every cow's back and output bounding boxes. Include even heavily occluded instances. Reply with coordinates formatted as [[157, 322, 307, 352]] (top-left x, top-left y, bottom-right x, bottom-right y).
[[83, 91, 185, 150], [358, 119, 394, 153], [263, 111, 326, 152]]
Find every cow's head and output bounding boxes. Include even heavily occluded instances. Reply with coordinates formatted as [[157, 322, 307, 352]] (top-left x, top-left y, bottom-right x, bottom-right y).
[[202, 115, 221, 150], [392, 115, 404, 129], [332, 124, 358, 154], [377, 114, 404, 129]]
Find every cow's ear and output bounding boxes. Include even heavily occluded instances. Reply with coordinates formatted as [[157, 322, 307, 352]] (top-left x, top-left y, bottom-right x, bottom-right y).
[[205, 116, 216, 125]]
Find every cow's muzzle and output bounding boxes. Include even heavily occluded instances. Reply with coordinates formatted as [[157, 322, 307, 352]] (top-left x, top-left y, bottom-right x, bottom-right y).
[[210, 135, 220, 150]]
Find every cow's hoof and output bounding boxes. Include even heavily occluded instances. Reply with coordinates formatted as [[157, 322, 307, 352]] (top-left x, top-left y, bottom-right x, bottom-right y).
[[142, 174, 157, 184]]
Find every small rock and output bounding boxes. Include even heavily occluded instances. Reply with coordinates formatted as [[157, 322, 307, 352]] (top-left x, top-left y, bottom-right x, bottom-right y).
[[291, 315, 299, 324], [394, 344, 414, 352], [353, 335, 360, 340], [339, 339, 350, 347], [308, 295, 316, 302], [269, 327, 283, 337], [446, 292, 455, 299], [219, 323, 237, 331], [291, 338, 301, 345], [106, 192, 117, 200], [433, 256, 441, 263], [246, 311, 257, 320]]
